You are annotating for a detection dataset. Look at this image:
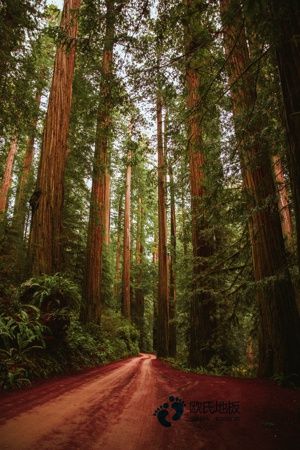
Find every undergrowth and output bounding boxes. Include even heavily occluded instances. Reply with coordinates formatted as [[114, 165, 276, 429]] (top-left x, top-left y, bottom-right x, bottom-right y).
[[0, 275, 139, 390]]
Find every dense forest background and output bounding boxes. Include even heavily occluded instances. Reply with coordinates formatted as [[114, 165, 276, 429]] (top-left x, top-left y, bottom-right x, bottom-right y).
[[0, 0, 300, 390]]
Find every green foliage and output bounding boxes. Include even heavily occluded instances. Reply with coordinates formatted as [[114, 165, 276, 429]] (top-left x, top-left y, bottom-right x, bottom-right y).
[[0, 304, 46, 389], [0, 0, 46, 134], [18, 274, 80, 342], [19, 274, 81, 311], [0, 303, 139, 390], [165, 356, 256, 379]]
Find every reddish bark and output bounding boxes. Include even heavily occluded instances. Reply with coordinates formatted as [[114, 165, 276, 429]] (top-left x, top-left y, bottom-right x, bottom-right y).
[[134, 197, 145, 349], [114, 193, 123, 299], [14, 90, 42, 237], [152, 226, 158, 264], [221, 0, 300, 378], [272, 155, 293, 247], [82, 0, 115, 323], [184, 0, 215, 367], [156, 93, 169, 357], [104, 171, 111, 246], [122, 147, 132, 319], [0, 137, 17, 215], [29, 0, 81, 275], [268, 0, 300, 265], [169, 165, 177, 357], [165, 109, 177, 357]]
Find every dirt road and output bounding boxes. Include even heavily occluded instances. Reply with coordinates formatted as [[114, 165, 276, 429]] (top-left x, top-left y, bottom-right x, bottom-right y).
[[0, 353, 299, 450]]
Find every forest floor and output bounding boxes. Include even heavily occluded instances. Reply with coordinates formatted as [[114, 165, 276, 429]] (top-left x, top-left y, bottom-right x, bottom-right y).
[[0, 353, 299, 450]]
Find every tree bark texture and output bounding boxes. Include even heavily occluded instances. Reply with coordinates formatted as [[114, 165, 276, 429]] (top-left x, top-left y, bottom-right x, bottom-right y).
[[165, 109, 177, 357], [122, 146, 132, 319], [82, 0, 115, 323], [156, 92, 169, 357], [221, 0, 300, 378], [13, 90, 42, 238], [114, 192, 123, 300], [268, 0, 300, 265], [134, 196, 145, 349], [272, 155, 293, 248], [169, 164, 177, 357], [29, 0, 81, 275], [0, 137, 17, 215], [184, 0, 215, 368]]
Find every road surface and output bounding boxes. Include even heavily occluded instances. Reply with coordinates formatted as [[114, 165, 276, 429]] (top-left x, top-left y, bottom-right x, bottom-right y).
[[0, 353, 299, 450]]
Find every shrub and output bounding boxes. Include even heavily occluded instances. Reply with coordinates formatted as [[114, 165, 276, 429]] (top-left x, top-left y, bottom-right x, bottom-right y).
[[0, 305, 46, 389], [19, 274, 81, 340], [0, 292, 140, 390]]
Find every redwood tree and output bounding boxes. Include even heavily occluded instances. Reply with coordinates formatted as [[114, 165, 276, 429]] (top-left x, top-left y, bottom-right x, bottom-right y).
[[156, 91, 169, 357], [82, 0, 116, 323], [272, 155, 293, 248], [114, 192, 123, 300], [221, 0, 300, 378], [13, 90, 42, 238], [165, 109, 177, 357], [184, 0, 215, 367], [0, 138, 17, 215], [134, 196, 145, 349], [122, 146, 132, 319], [268, 0, 300, 265], [29, 0, 81, 275]]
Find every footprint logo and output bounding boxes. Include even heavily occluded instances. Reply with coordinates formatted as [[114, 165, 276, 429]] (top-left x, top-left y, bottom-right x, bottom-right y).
[[153, 402, 171, 427], [153, 395, 185, 427], [169, 395, 185, 421]]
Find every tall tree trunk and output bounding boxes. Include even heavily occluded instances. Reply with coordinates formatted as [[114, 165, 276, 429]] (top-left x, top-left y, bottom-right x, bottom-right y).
[[268, 0, 300, 265], [152, 225, 158, 351], [0, 137, 17, 215], [104, 171, 111, 245], [156, 92, 169, 357], [221, 0, 300, 378], [13, 90, 42, 238], [153, 226, 158, 264], [82, 0, 115, 323], [114, 192, 123, 299], [181, 183, 188, 256], [272, 155, 293, 248], [169, 161, 177, 358], [29, 0, 81, 275], [135, 196, 145, 350], [184, 0, 215, 367], [165, 108, 177, 357], [122, 147, 132, 319]]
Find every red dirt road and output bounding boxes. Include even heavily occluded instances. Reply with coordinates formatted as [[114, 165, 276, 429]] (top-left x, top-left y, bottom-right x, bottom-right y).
[[0, 353, 299, 450]]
